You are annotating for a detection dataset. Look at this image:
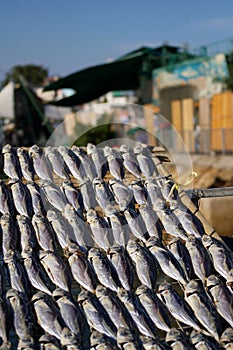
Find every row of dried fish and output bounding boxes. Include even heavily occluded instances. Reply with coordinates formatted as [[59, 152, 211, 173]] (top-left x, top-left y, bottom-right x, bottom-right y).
[[1, 143, 168, 183]]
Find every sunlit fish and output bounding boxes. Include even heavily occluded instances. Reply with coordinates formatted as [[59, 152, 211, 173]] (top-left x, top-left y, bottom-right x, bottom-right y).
[[17, 147, 35, 181], [166, 328, 194, 350], [32, 291, 65, 340], [90, 330, 119, 350], [72, 145, 97, 180], [0, 296, 11, 346], [96, 284, 133, 330], [226, 268, 233, 294], [93, 178, 115, 209], [106, 152, 125, 181], [117, 327, 143, 350], [38, 334, 62, 350], [26, 181, 46, 215], [190, 330, 219, 350], [167, 238, 194, 281], [157, 209, 188, 241], [127, 240, 157, 289], [32, 213, 56, 252], [39, 251, 71, 292], [68, 249, 98, 293], [144, 178, 165, 212], [109, 178, 134, 210], [202, 235, 233, 280], [17, 215, 38, 253], [5, 255, 30, 294], [88, 248, 121, 292], [141, 336, 170, 350], [124, 207, 148, 242], [40, 179, 67, 212], [60, 327, 81, 349], [10, 179, 33, 217], [86, 209, 113, 251], [107, 245, 134, 290], [206, 275, 233, 328], [146, 237, 188, 286], [47, 210, 71, 250], [117, 288, 156, 338], [134, 144, 157, 178], [172, 207, 203, 238], [62, 180, 84, 211], [135, 285, 171, 333], [22, 251, 52, 295], [78, 290, 117, 339], [6, 289, 34, 344], [1, 213, 18, 259], [105, 208, 130, 247], [220, 328, 233, 350], [0, 181, 14, 215], [53, 288, 84, 338], [158, 282, 201, 332], [86, 143, 108, 179], [119, 145, 141, 178], [29, 145, 53, 181], [130, 180, 149, 206], [184, 280, 221, 342], [139, 204, 162, 241], [79, 177, 97, 210], [2, 144, 22, 180], [44, 146, 69, 179]]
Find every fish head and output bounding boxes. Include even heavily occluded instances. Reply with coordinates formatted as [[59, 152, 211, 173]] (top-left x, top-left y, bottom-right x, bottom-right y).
[[135, 285, 149, 297], [166, 328, 184, 343], [1, 213, 11, 224], [185, 235, 197, 248], [29, 144, 40, 156], [157, 282, 172, 299], [61, 327, 78, 346], [52, 288, 69, 300], [117, 327, 134, 343], [62, 204, 76, 220], [88, 247, 102, 260], [201, 234, 214, 248], [16, 215, 28, 224], [46, 210, 58, 222], [2, 144, 12, 154], [32, 212, 46, 223], [6, 288, 20, 302], [119, 144, 129, 154], [91, 330, 106, 346], [86, 143, 96, 155], [185, 280, 201, 298], [126, 240, 139, 254], [96, 284, 108, 298], [220, 327, 233, 344], [145, 236, 161, 249], [133, 143, 144, 154], [226, 268, 233, 290], [206, 275, 221, 289], [77, 290, 91, 305], [189, 330, 206, 345], [31, 291, 48, 303], [86, 209, 98, 223], [117, 287, 132, 303], [104, 146, 113, 157]]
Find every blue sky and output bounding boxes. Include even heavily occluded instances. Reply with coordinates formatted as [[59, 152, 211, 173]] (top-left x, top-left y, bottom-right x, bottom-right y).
[[1, 0, 233, 82]]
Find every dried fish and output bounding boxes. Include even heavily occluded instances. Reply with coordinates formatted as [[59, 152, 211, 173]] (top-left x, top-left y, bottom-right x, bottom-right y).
[[220, 328, 233, 349], [184, 280, 221, 341], [117, 327, 143, 350], [10, 179, 33, 217], [17, 147, 35, 181], [79, 177, 97, 210], [106, 153, 125, 181], [105, 208, 130, 247], [38, 334, 62, 350], [29, 145, 53, 181], [78, 290, 117, 339], [141, 336, 170, 350], [47, 210, 71, 250], [139, 204, 162, 241], [1, 213, 18, 259], [158, 282, 201, 332], [109, 178, 134, 210], [60, 327, 80, 349], [58, 146, 85, 181], [185, 236, 213, 283], [5, 255, 30, 294], [32, 213, 56, 252], [124, 207, 148, 242], [136, 285, 171, 333], [93, 178, 115, 209], [119, 145, 141, 178], [166, 328, 194, 350], [40, 179, 67, 212], [202, 235, 233, 280], [146, 237, 188, 286], [117, 288, 156, 338], [90, 330, 118, 350], [86, 209, 113, 250], [88, 248, 121, 292], [26, 181, 46, 215], [206, 275, 233, 328], [62, 180, 84, 211], [44, 146, 69, 179], [130, 180, 149, 206], [86, 143, 108, 179], [127, 240, 157, 289], [134, 144, 157, 178], [107, 245, 134, 290], [0, 181, 15, 215], [17, 215, 38, 253], [72, 145, 97, 180], [2, 144, 22, 180], [190, 330, 219, 350]]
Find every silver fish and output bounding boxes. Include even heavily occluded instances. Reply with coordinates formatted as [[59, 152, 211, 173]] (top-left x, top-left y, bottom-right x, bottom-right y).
[[158, 282, 201, 332], [79, 178, 97, 210], [72, 145, 97, 180], [130, 180, 149, 206], [135, 152, 156, 179], [29, 145, 53, 181], [108, 245, 134, 290], [88, 248, 121, 292], [1, 213, 18, 259], [38, 334, 62, 350], [39, 251, 71, 292], [10, 179, 33, 217], [90, 330, 118, 350], [17, 147, 35, 181], [53, 288, 84, 337], [202, 235, 233, 280], [157, 209, 188, 241], [0, 296, 11, 345], [2, 144, 21, 180], [135, 285, 171, 333], [117, 288, 156, 338], [32, 291, 65, 340], [184, 280, 221, 342], [106, 154, 125, 181], [144, 178, 165, 212], [185, 236, 213, 282], [109, 178, 134, 210], [96, 284, 133, 329], [78, 290, 117, 339], [60, 327, 80, 349], [139, 204, 162, 241], [206, 275, 233, 328], [124, 208, 147, 242], [62, 180, 83, 211], [6, 289, 34, 343], [40, 179, 67, 212], [58, 146, 85, 181], [172, 207, 203, 238], [105, 208, 130, 247], [26, 181, 46, 215], [22, 251, 52, 295], [166, 328, 194, 350], [93, 178, 115, 209], [44, 146, 69, 179], [47, 210, 71, 250], [220, 328, 233, 350], [17, 338, 35, 350], [226, 268, 233, 294], [86, 143, 107, 179], [32, 213, 56, 252], [17, 215, 38, 253], [190, 330, 220, 350], [5, 256, 30, 294], [119, 145, 141, 178], [167, 238, 194, 281], [127, 240, 157, 289], [141, 336, 170, 350], [86, 209, 113, 251], [68, 250, 97, 292], [0, 180, 15, 215], [117, 327, 143, 350], [146, 237, 188, 286]]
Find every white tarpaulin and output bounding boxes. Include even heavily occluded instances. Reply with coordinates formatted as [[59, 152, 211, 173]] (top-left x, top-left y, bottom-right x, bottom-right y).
[[0, 82, 14, 119]]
